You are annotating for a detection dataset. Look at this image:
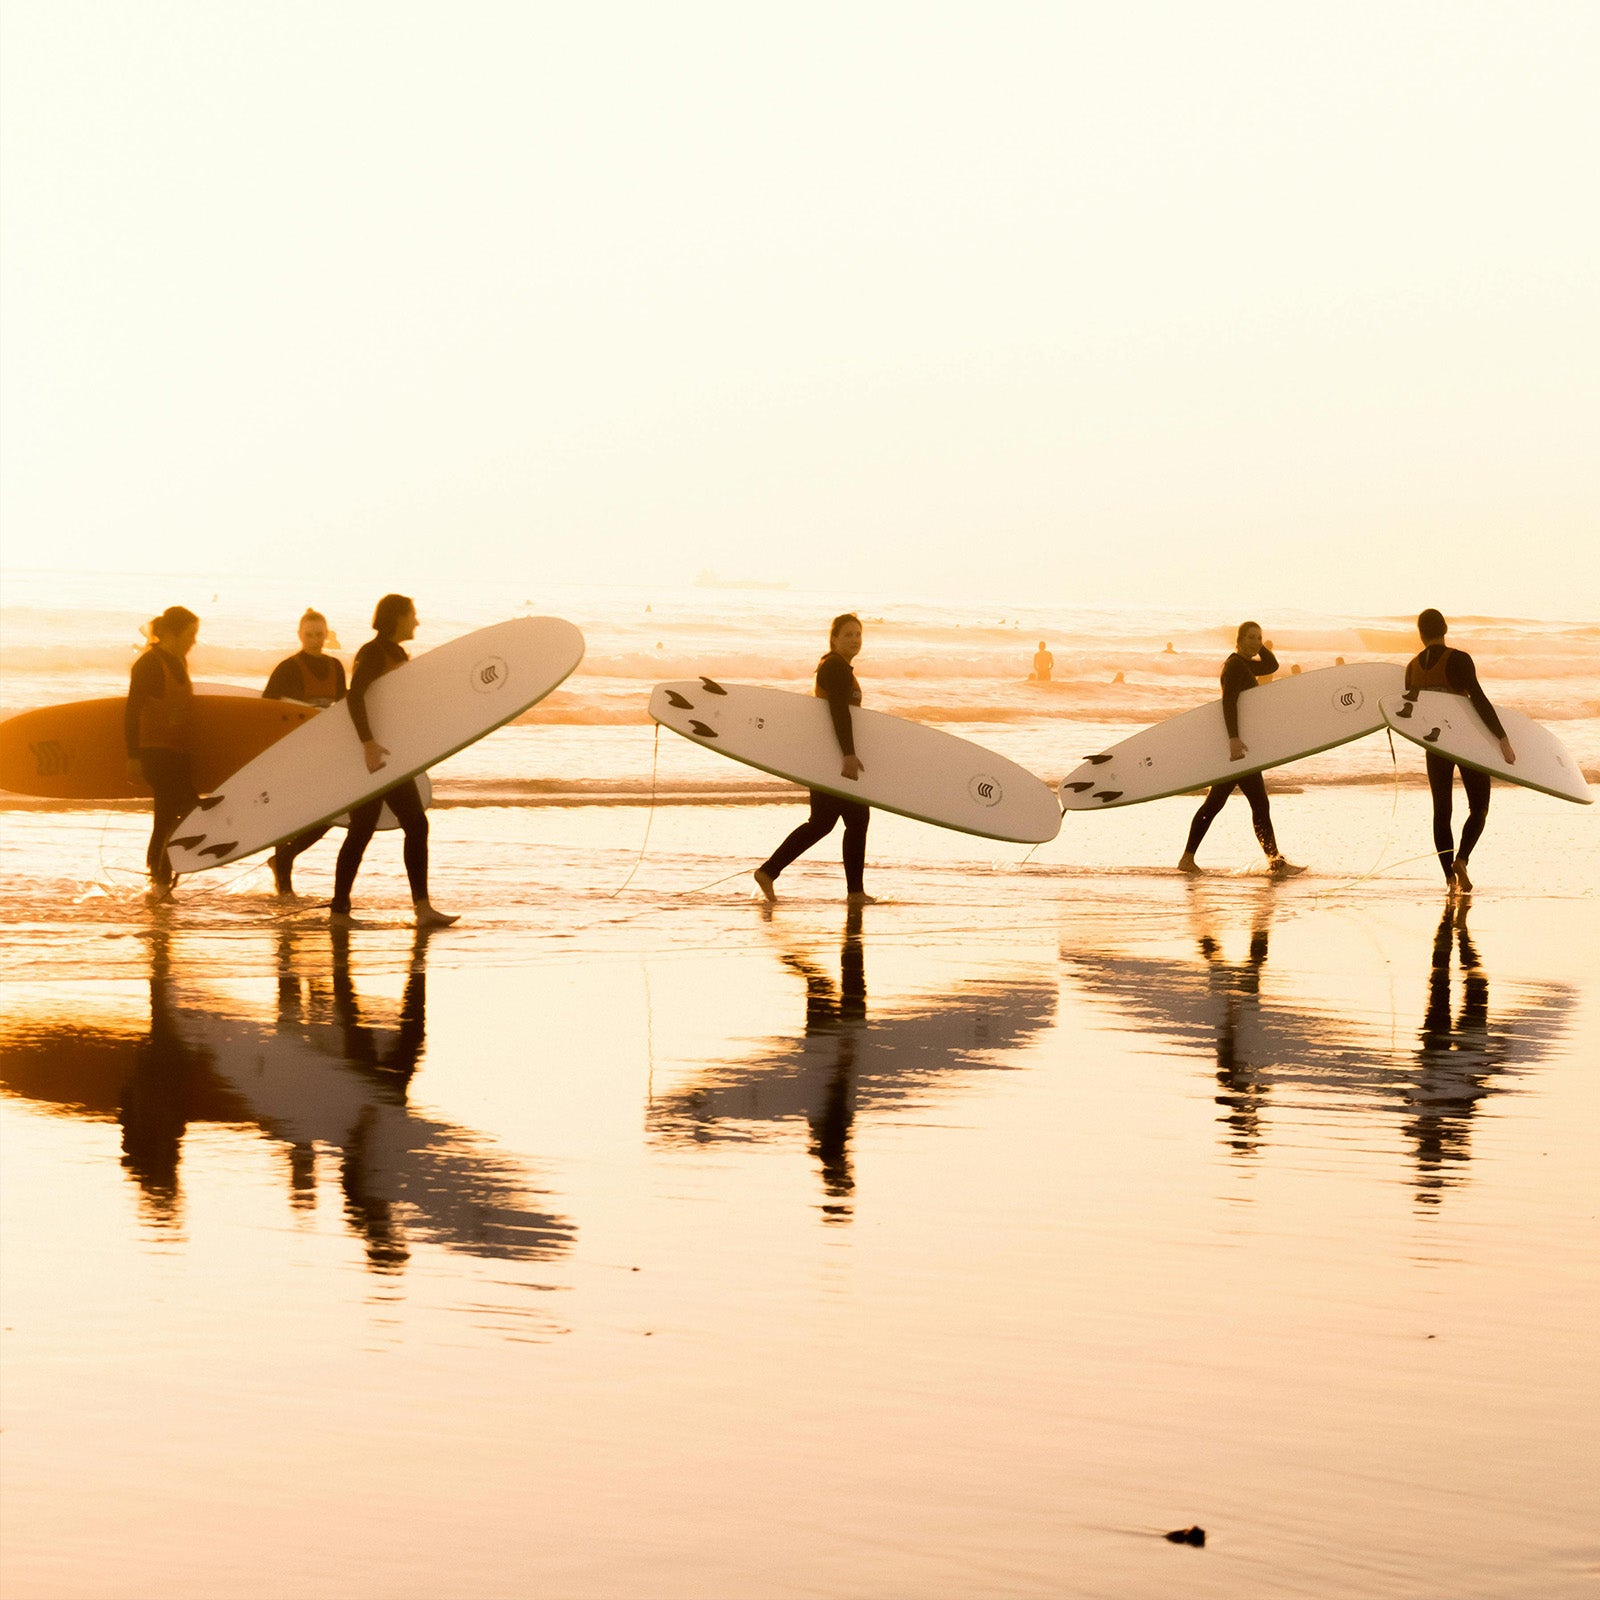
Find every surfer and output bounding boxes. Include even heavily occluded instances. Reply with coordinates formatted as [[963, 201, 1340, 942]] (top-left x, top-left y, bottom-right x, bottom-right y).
[[1032, 642, 1054, 683], [263, 609, 348, 895], [754, 614, 875, 906], [124, 605, 201, 901], [1177, 621, 1305, 878], [330, 594, 458, 928], [1405, 610, 1515, 895]]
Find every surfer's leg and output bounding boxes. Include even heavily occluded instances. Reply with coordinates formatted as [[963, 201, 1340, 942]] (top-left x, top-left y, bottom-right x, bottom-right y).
[[1425, 752, 1456, 881], [273, 825, 332, 895], [1455, 765, 1492, 875], [1182, 782, 1235, 862], [1240, 773, 1279, 859], [383, 779, 456, 925], [331, 797, 384, 913], [760, 791, 841, 884], [140, 751, 198, 889], [840, 799, 870, 896]]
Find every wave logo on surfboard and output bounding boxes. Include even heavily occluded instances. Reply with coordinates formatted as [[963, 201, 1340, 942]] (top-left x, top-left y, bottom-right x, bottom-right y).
[[968, 774, 1004, 807], [1334, 685, 1365, 712], [471, 656, 509, 694], [29, 740, 69, 777]]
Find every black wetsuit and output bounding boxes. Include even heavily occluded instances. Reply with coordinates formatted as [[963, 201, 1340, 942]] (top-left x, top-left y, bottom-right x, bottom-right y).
[[1183, 648, 1281, 860], [264, 652, 349, 889], [331, 638, 429, 914], [1406, 644, 1504, 880], [125, 647, 197, 888], [759, 651, 869, 895]]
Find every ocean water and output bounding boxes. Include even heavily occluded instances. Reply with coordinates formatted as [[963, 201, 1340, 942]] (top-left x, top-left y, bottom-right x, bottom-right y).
[[2, 568, 1597, 1598]]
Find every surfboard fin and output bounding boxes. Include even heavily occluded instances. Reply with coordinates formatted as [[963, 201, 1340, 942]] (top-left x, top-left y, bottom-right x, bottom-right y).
[[1423, 728, 1442, 743], [169, 835, 204, 851], [199, 842, 236, 859], [1085, 753, 1112, 764], [665, 690, 693, 709], [699, 677, 728, 695], [1094, 790, 1123, 803], [198, 795, 225, 810], [1063, 781, 1094, 793], [1395, 700, 1415, 719], [689, 720, 718, 738]]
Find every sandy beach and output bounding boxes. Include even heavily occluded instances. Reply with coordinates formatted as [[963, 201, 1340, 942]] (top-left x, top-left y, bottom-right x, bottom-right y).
[[3, 786, 1596, 1599]]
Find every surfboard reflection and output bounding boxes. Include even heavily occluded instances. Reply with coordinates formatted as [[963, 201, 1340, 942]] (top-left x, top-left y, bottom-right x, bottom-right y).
[[1060, 887, 1576, 1202], [0, 924, 575, 1270], [648, 909, 1057, 1222]]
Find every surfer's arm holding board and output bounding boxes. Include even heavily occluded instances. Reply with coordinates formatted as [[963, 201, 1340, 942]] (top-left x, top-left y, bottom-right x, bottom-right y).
[[348, 638, 407, 773], [1222, 636, 1277, 761], [1405, 645, 1516, 765], [817, 650, 864, 780]]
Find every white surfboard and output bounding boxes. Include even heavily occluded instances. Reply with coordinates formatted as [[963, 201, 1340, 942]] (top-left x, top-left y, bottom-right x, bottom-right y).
[[649, 678, 1062, 844], [1381, 691, 1591, 805], [1059, 662, 1405, 810], [168, 617, 585, 872]]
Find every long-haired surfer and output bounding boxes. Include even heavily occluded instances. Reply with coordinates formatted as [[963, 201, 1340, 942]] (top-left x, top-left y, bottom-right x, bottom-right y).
[[1406, 609, 1515, 896], [1177, 621, 1305, 878], [124, 605, 200, 902], [330, 594, 458, 929], [263, 608, 348, 896], [754, 613, 876, 907]]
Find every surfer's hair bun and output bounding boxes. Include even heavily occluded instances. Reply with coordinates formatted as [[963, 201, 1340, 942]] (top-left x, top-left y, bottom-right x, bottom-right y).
[[371, 593, 414, 636], [1417, 608, 1447, 640], [300, 607, 327, 626], [150, 605, 199, 642]]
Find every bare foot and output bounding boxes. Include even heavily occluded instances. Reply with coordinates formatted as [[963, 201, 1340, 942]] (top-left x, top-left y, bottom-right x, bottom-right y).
[[414, 902, 461, 928], [329, 909, 371, 929], [846, 891, 878, 906], [753, 869, 776, 904], [1177, 854, 1204, 876], [145, 884, 174, 907], [1269, 858, 1307, 878], [1452, 861, 1473, 894]]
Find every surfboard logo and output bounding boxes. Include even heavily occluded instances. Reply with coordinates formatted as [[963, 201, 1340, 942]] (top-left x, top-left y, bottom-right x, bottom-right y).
[[968, 774, 1004, 807], [29, 739, 69, 776], [1334, 685, 1365, 712], [470, 656, 509, 694]]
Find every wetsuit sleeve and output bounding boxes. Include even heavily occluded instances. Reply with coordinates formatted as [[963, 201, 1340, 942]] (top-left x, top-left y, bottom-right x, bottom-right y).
[[816, 656, 856, 757], [1445, 650, 1506, 740], [332, 659, 348, 702], [262, 659, 298, 701], [347, 644, 383, 742], [125, 652, 160, 755]]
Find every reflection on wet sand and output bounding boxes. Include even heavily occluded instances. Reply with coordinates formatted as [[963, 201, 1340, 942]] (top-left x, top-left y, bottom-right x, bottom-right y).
[[1061, 886, 1576, 1202], [649, 908, 1057, 1221], [0, 924, 574, 1268]]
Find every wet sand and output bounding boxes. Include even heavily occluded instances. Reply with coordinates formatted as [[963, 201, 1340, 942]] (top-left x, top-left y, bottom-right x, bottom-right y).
[[2, 790, 1597, 1598]]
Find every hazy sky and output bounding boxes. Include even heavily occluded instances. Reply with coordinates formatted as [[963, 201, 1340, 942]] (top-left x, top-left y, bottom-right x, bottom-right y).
[[2, 1, 1596, 615]]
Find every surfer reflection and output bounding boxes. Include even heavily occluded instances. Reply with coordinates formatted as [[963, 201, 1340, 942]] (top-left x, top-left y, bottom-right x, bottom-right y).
[[1190, 885, 1274, 1158], [1177, 621, 1304, 879], [1406, 902, 1502, 1206], [117, 922, 217, 1223], [754, 613, 876, 907], [1404, 609, 1515, 896]]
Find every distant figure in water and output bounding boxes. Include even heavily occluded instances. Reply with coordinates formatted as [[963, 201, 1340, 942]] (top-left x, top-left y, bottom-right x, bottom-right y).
[[1406, 609, 1514, 896], [331, 594, 459, 929], [1112, 670, 1125, 684], [1164, 641, 1175, 654], [1031, 641, 1054, 682], [1334, 656, 1346, 666], [125, 605, 200, 903], [754, 613, 875, 907], [1178, 621, 1304, 878], [263, 608, 348, 896], [1289, 663, 1302, 676]]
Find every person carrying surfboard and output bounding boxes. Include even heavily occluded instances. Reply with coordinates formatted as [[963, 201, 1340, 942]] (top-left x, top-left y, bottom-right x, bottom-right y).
[[263, 608, 348, 896], [1177, 621, 1305, 878], [124, 605, 201, 902], [754, 614, 876, 907], [1405, 609, 1515, 896], [329, 594, 458, 929]]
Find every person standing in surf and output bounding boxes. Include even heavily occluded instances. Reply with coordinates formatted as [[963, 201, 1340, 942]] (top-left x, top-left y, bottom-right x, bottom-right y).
[[754, 613, 876, 907], [1177, 621, 1304, 878], [1032, 641, 1054, 682], [125, 605, 201, 902], [330, 594, 458, 929], [263, 608, 348, 895], [1405, 609, 1515, 895]]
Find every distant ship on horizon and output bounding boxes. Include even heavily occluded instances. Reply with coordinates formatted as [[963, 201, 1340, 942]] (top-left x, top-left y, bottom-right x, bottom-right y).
[[696, 568, 790, 592]]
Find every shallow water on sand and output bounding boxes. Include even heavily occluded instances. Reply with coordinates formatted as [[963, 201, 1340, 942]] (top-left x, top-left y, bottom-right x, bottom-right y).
[[2, 791, 1597, 1598]]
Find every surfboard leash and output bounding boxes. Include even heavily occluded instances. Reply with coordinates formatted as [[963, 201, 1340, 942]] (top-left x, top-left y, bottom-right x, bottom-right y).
[[604, 723, 662, 900]]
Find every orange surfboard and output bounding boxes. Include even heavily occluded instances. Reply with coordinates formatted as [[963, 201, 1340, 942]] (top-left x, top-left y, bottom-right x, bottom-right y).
[[0, 696, 319, 798]]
